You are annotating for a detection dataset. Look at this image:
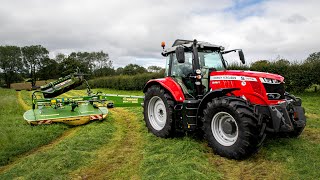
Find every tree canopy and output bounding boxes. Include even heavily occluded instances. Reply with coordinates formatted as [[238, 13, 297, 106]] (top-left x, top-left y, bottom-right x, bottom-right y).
[[0, 45, 162, 88]]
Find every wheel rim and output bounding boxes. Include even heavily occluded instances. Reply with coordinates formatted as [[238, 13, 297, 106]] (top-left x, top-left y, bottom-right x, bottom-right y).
[[211, 112, 238, 146], [148, 96, 167, 131]]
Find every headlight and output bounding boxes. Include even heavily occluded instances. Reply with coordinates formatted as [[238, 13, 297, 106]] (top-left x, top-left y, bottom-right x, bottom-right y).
[[267, 93, 281, 100], [259, 77, 281, 84]]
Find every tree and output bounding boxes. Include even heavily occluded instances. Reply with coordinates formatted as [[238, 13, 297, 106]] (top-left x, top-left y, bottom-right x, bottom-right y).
[[59, 54, 88, 77], [305, 52, 320, 85], [116, 67, 124, 75], [21, 45, 49, 87], [55, 53, 66, 63], [37, 58, 60, 80], [65, 51, 112, 75], [122, 64, 147, 75], [147, 66, 164, 73], [93, 67, 116, 77], [250, 60, 270, 71], [93, 51, 111, 70], [306, 52, 320, 63], [0, 46, 23, 88]]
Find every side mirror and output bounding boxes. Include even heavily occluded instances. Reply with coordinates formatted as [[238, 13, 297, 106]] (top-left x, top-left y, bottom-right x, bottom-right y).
[[175, 46, 185, 63], [238, 50, 245, 64]]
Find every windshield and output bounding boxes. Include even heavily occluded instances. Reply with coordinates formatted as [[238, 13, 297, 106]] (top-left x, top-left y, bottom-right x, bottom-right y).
[[199, 51, 225, 70], [169, 50, 225, 78]]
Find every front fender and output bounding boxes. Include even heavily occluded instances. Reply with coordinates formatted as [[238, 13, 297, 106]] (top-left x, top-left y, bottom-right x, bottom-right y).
[[196, 88, 240, 119], [143, 77, 185, 102]]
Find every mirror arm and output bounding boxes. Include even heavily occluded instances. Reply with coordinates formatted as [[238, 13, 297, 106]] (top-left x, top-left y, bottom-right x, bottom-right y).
[[222, 49, 241, 54], [161, 52, 168, 57]]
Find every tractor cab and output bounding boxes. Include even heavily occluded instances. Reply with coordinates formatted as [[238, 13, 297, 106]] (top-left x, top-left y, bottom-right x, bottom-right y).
[[162, 39, 244, 98]]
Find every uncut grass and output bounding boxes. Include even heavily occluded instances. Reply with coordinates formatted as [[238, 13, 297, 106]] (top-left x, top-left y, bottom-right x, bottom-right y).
[[273, 92, 320, 179], [0, 89, 68, 167], [0, 115, 116, 179], [128, 107, 222, 180], [20, 90, 33, 107], [261, 137, 320, 180]]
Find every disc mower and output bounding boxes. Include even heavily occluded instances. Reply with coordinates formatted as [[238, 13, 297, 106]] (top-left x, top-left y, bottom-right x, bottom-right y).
[[23, 71, 144, 125], [143, 39, 306, 159]]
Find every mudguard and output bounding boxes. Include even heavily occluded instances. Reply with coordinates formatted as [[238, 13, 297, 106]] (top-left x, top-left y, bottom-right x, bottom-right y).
[[143, 77, 185, 102], [196, 88, 240, 119]]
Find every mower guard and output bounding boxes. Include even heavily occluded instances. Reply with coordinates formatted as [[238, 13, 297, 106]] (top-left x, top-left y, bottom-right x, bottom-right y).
[[24, 93, 144, 125]]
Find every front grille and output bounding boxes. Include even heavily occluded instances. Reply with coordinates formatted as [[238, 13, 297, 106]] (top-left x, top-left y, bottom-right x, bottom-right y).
[[263, 83, 285, 100]]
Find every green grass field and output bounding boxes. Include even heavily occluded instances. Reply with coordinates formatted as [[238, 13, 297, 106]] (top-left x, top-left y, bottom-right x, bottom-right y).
[[0, 88, 319, 179]]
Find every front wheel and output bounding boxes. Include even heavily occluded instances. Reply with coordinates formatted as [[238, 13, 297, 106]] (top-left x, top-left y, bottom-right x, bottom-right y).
[[203, 96, 266, 159]]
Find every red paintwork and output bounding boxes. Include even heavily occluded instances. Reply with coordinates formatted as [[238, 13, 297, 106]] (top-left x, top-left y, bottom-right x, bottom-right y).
[[147, 70, 285, 105], [210, 70, 285, 105], [222, 70, 284, 82], [145, 77, 185, 102]]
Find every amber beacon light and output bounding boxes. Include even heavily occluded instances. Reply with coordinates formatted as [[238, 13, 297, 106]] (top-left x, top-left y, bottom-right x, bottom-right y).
[[161, 41, 165, 49]]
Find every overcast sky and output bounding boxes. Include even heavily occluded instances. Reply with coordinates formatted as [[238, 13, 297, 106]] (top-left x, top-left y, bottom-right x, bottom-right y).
[[0, 0, 319, 67]]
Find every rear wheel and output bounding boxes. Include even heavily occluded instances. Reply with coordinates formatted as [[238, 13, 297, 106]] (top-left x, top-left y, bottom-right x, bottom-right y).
[[203, 96, 266, 159], [144, 85, 175, 138]]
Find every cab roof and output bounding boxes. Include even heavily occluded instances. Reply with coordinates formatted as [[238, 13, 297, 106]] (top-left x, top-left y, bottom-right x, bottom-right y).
[[162, 39, 224, 55]]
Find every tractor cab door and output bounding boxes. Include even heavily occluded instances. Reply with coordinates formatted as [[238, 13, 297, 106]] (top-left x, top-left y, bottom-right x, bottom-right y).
[[198, 51, 226, 92], [169, 52, 196, 98], [166, 50, 225, 98]]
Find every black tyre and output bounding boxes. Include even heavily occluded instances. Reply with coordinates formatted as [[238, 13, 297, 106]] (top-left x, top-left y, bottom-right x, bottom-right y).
[[144, 85, 175, 138], [202, 96, 266, 159]]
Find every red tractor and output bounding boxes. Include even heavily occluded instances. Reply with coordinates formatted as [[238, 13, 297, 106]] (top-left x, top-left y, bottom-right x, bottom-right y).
[[143, 39, 306, 159]]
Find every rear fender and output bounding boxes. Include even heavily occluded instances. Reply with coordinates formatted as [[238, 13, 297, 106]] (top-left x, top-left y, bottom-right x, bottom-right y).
[[196, 88, 240, 119], [143, 77, 185, 102]]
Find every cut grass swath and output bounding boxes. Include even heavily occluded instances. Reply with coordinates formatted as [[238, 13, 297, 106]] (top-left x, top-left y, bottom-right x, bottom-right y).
[[0, 89, 68, 167], [0, 115, 115, 179], [71, 108, 143, 179]]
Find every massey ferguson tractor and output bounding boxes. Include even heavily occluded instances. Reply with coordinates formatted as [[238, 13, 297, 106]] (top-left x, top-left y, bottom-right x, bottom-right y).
[[143, 39, 306, 159]]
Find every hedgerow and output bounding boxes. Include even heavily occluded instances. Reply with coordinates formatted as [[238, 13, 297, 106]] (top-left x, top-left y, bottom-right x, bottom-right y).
[[80, 72, 164, 90], [81, 54, 320, 93], [228, 58, 320, 92]]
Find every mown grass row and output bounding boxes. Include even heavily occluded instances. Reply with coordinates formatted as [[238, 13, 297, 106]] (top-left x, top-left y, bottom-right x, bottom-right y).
[[0, 116, 116, 179], [0, 89, 69, 167], [128, 107, 222, 180], [70, 108, 144, 179], [0, 89, 119, 178]]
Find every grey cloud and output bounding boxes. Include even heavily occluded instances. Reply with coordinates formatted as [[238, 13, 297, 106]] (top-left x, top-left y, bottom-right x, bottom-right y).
[[0, 0, 319, 67], [282, 14, 308, 24]]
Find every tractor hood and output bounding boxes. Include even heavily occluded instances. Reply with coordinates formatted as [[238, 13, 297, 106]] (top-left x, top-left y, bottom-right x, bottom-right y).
[[212, 70, 285, 82]]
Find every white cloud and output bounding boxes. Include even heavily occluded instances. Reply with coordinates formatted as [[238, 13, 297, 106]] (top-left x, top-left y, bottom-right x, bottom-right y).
[[0, 0, 319, 67]]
